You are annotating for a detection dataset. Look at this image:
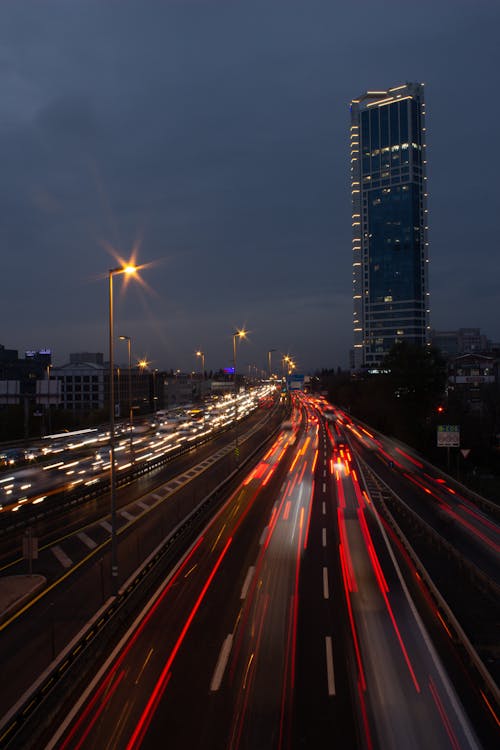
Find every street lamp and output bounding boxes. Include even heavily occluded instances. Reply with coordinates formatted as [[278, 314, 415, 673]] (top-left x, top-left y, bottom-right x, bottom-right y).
[[109, 263, 138, 595], [196, 350, 205, 379], [119, 335, 133, 458], [267, 349, 276, 380], [233, 329, 247, 463]]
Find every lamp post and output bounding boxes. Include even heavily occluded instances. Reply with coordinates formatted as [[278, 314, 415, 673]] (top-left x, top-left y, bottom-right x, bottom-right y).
[[267, 349, 276, 380], [233, 329, 247, 463], [109, 263, 137, 596], [119, 335, 133, 458], [196, 350, 205, 379]]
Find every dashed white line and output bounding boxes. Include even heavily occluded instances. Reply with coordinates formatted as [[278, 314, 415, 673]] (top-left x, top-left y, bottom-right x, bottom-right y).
[[322, 528, 327, 547], [240, 566, 255, 599], [323, 567, 329, 599], [100, 521, 112, 533], [325, 636, 336, 695], [77, 532, 97, 550], [210, 634, 233, 692], [322, 501, 326, 515], [120, 510, 135, 522], [259, 527, 269, 546], [323, 470, 327, 478], [322, 482, 326, 493], [52, 545, 72, 569]]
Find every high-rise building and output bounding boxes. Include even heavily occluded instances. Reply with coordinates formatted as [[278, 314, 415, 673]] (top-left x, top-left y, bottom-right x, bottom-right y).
[[350, 83, 430, 369]]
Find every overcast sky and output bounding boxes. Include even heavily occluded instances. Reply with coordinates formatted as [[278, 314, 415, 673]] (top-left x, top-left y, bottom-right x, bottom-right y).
[[1, 0, 499, 373]]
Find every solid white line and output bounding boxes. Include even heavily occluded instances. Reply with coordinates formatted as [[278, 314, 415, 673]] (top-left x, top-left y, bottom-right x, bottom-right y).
[[120, 510, 135, 522], [325, 636, 336, 695], [210, 634, 233, 691], [77, 532, 97, 550], [100, 520, 112, 533], [240, 566, 255, 599], [322, 501, 326, 515], [52, 545, 72, 569], [259, 527, 268, 546], [323, 567, 329, 599], [322, 482, 326, 493], [322, 528, 327, 547]]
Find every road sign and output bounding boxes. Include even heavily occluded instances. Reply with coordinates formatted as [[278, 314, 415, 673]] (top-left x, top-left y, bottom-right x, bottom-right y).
[[460, 449, 471, 458], [288, 374, 305, 391], [437, 425, 460, 448]]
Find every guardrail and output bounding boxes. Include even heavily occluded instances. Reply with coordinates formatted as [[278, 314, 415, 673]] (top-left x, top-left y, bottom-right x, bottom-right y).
[[356, 457, 500, 728], [0, 405, 288, 749]]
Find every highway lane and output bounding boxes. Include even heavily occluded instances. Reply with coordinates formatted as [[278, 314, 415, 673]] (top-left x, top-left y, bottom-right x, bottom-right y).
[[338, 412, 499, 584], [0, 400, 285, 721], [321, 408, 482, 750], [46, 405, 305, 750], [0, 388, 272, 519]]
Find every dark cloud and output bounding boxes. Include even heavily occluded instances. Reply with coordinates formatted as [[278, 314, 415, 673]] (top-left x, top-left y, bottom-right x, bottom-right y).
[[0, 0, 499, 372]]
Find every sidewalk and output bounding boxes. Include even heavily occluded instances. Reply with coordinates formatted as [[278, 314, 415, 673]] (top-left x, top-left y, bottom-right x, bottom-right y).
[[0, 575, 46, 624]]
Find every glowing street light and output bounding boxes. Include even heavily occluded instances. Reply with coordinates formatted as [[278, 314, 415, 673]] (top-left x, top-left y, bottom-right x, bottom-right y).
[[196, 350, 205, 379], [108, 262, 139, 595]]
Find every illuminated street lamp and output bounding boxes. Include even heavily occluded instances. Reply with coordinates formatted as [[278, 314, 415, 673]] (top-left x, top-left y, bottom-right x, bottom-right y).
[[108, 263, 138, 595], [196, 350, 205, 379], [233, 329, 247, 463], [118, 335, 133, 458]]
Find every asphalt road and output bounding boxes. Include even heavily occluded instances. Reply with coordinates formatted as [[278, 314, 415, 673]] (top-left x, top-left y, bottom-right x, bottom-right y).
[[43, 395, 485, 750]]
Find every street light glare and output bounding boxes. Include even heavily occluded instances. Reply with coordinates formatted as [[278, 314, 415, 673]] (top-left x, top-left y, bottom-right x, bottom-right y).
[[123, 265, 137, 275]]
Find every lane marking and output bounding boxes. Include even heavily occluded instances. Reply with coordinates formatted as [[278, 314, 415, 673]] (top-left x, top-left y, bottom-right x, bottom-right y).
[[152, 494, 163, 502], [136, 501, 150, 511], [120, 510, 135, 522], [323, 567, 329, 599], [283, 501, 291, 521], [322, 528, 327, 547], [323, 470, 326, 477], [322, 501, 326, 515], [322, 482, 326, 493], [259, 527, 268, 546], [77, 532, 97, 550], [100, 521, 112, 533], [325, 636, 336, 695], [52, 545, 72, 569], [210, 634, 234, 692], [240, 566, 255, 599]]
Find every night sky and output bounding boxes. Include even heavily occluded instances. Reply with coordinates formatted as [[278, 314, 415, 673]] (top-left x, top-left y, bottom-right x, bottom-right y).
[[1, 0, 499, 374]]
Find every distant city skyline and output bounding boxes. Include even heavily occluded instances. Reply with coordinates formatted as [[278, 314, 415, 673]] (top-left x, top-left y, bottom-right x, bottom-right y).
[[1, 1, 499, 372]]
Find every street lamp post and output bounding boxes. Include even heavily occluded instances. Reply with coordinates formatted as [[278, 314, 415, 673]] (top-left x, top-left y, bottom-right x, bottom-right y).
[[196, 350, 205, 379], [119, 335, 133, 459], [267, 349, 276, 380], [109, 263, 137, 596], [233, 329, 247, 463]]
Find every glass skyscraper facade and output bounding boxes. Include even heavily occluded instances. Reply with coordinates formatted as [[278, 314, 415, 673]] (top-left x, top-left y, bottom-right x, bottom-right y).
[[350, 83, 430, 369]]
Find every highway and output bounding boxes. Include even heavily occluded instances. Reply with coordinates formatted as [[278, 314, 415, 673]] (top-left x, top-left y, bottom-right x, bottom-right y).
[[41, 395, 488, 750], [0, 388, 285, 721]]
